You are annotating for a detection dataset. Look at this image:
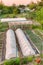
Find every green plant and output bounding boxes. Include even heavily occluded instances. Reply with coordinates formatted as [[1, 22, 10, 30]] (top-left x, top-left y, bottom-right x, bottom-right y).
[[4, 58, 20, 65], [21, 57, 28, 64], [27, 56, 33, 62], [0, 22, 8, 32], [21, 56, 33, 64], [26, 30, 43, 51], [32, 24, 42, 29]]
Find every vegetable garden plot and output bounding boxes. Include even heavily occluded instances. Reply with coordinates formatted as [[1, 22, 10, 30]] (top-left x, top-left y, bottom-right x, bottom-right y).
[[26, 30, 43, 52], [34, 29, 43, 40]]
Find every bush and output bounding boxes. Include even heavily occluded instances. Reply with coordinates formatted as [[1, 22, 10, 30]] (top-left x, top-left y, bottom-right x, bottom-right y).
[[27, 56, 33, 62], [14, 58, 20, 65], [21, 56, 33, 64], [4, 58, 20, 65], [21, 57, 28, 64], [32, 24, 42, 29]]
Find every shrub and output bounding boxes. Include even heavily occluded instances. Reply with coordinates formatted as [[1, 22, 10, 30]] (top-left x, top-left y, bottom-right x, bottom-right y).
[[4, 58, 20, 65], [32, 24, 42, 29], [21, 57, 28, 64], [21, 56, 33, 64], [14, 58, 20, 65], [27, 56, 33, 62]]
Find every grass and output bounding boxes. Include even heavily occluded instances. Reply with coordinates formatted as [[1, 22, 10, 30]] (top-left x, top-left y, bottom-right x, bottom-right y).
[[0, 22, 9, 32], [0, 14, 16, 18]]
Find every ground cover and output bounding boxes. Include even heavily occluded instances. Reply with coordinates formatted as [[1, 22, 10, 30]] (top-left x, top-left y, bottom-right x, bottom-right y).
[[34, 29, 43, 40], [0, 22, 9, 32], [26, 30, 43, 52]]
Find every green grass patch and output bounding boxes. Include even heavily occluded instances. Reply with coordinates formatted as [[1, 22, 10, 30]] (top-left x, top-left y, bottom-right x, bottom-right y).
[[0, 22, 9, 32]]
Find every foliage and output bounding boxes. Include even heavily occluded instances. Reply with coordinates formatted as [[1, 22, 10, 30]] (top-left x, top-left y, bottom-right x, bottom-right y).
[[3, 56, 33, 65], [0, 3, 4, 9], [29, 2, 37, 9], [4, 58, 20, 65], [1, 6, 9, 14], [38, 1, 43, 6], [18, 5, 25, 9], [0, 22, 9, 32], [26, 30, 43, 51], [27, 56, 33, 62], [13, 8, 20, 14], [32, 24, 42, 29], [35, 7, 43, 22], [21, 56, 33, 64], [0, 4, 20, 16], [21, 57, 28, 64]]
